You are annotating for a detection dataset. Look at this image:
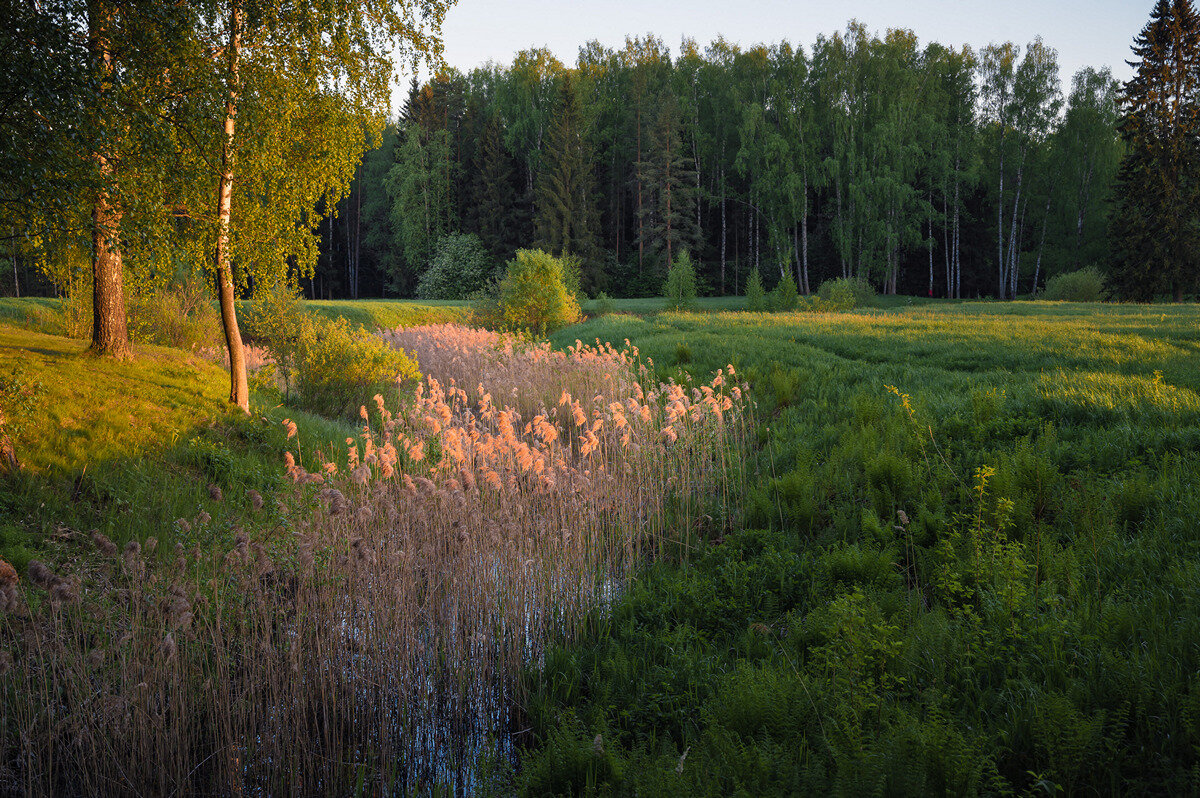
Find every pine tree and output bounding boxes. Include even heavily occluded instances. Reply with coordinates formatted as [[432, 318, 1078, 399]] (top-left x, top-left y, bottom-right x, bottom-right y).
[[534, 74, 603, 290], [1110, 0, 1200, 301]]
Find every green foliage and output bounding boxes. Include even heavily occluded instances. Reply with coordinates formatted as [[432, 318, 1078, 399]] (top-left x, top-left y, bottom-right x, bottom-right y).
[[494, 249, 581, 334], [818, 277, 875, 310], [662, 250, 699, 311], [416, 233, 494, 300], [293, 315, 420, 420], [126, 277, 223, 352], [772, 271, 800, 311], [1042, 265, 1107, 302], [591, 292, 617, 317], [240, 284, 310, 398], [534, 73, 604, 293], [745, 269, 768, 312], [386, 128, 453, 286], [242, 285, 421, 418], [1109, 0, 1200, 301], [533, 302, 1200, 795]]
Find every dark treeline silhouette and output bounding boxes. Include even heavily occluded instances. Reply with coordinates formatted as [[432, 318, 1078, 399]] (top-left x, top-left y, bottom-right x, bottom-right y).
[[314, 22, 1126, 300]]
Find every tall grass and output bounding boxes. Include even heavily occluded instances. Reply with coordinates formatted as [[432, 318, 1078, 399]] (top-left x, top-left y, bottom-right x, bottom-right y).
[[0, 325, 749, 795]]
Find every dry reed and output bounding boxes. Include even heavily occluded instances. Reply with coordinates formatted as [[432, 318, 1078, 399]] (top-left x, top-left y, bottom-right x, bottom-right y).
[[0, 325, 750, 796]]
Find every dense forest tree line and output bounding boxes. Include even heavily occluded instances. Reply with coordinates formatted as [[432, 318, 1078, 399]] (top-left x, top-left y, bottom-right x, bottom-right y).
[[6, 8, 1200, 310], [314, 22, 1130, 300]]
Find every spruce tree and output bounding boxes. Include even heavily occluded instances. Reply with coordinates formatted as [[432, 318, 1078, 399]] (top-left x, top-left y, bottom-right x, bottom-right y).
[[1110, 0, 1200, 301], [473, 113, 522, 266], [637, 93, 699, 280], [533, 74, 603, 291]]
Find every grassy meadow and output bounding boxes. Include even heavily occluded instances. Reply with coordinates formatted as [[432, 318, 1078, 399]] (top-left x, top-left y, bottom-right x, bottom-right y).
[[518, 300, 1200, 795], [1, 297, 1199, 794]]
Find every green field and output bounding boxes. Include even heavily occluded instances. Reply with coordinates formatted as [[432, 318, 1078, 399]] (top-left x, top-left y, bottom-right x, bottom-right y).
[[2, 298, 1199, 794], [0, 322, 355, 572], [524, 301, 1200, 795]]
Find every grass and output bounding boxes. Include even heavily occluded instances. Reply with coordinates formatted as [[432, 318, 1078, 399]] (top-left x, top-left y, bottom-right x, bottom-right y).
[[5, 294, 1200, 794], [298, 298, 469, 329], [0, 322, 355, 573], [0, 318, 748, 795], [582, 295, 747, 314], [522, 299, 1200, 795]]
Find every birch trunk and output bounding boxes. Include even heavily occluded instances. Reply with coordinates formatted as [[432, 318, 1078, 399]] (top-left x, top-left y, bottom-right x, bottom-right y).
[[720, 166, 726, 294], [1033, 193, 1051, 295], [801, 175, 810, 294], [997, 145, 1006, 299], [215, 1, 248, 413]]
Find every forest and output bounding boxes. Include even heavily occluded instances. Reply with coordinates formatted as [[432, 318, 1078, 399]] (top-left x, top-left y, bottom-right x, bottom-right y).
[[311, 25, 1122, 302], [4, 1, 1200, 795], [3, 18, 1126, 305]]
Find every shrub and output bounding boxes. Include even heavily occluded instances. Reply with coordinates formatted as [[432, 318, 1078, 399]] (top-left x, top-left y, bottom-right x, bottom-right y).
[[293, 315, 420, 419], [818, 277, 874, 310], [494, 249, 581, 334], [127, 276, 223, 351], [416, 233, 494, 300], [773, 271, 801, 312], [662, 250, 699, 311], [240, 283, 309, 398], [1043, 266, 1106, 302], [592, 291, 617, 316], [746, 268, 768, 312]]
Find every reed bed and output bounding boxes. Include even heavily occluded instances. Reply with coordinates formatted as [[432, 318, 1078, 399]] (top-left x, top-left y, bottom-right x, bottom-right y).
[[0, 325, 750, 796]]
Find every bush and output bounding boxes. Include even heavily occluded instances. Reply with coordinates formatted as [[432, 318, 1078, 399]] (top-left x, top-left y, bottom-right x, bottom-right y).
[[127, 277, 223, 351], [1043, 266, 1106, 302], [494, 249, 581, 334], [240, 283, 309, 398], [773, 271, 801, 312], [241, 284, 419, 418], [746, 268, 768, 312], [592, 291, 617, 316], [416, 233, 493, 300], [818, 278, 875, 311], [662, 250, 699, 311], [293, 315, 420, 420]]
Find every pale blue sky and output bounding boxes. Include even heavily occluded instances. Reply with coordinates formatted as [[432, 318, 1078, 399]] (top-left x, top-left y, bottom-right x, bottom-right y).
[[420, 0, 1147, 88]]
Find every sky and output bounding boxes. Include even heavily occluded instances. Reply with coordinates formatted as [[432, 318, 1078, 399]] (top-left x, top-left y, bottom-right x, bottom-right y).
[[402, 0, 1149, 99]]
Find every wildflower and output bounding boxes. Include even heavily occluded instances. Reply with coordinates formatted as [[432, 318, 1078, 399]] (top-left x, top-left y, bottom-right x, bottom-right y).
[[283, 418, 297, 439], [247, 490, 264, 511], [196, 511, 212, 525]]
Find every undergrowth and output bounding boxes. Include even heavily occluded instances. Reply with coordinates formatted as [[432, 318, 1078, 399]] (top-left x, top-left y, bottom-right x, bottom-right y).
[[521, 302, 1200, 795]]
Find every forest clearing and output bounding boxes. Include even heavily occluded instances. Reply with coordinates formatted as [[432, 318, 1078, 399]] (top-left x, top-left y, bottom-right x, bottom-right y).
[[5, 0, 1200, 794], [2, 298, 1199, 793]]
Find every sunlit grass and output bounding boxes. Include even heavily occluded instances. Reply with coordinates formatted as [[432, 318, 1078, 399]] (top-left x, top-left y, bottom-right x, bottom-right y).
[[528, 299, 1200, 795]]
